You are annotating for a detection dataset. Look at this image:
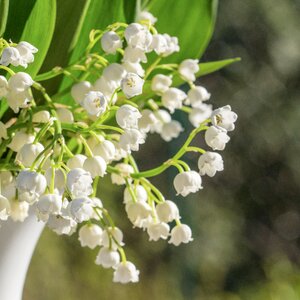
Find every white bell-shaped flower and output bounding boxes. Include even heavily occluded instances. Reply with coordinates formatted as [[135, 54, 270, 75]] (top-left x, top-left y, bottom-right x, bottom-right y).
[[116, 104, 141, 129], [123, 185, 148, 204], [125, 23, 152, 51], [95, 247, 120, 268], [103, 63, 126, 86], [122, 61, 145, 77], [56, 107, 74, 124], [9, 200, 29, 222], [198, 152, 224, 177], [112, 141, 128, 161], [162, 88, 186, 113], [45, 167, 66, 192], [36, 193, 62, 222], [0, 47, 21, 66], [67, 154, 87, 169], [6, 90, 32, 113], [156, 200, 180, 223], [205, 126, 230, 151], [101, 226, 124, 250], [119, 129, 145, 152], [78, 224, 103, 249], [16, 170, 47, 203], [47, 213, 77, 235], [211, 105, 237, 132], [8, 131, 35, 152], [151, 34, 179, 57], [188, 104, 213, 127], [8, 72, 33, 93], [137, 11, 157, 24], [151, 74, 172, 94], [138, 109, 158, 133], [16, 142, 44, 167], [160, 120, 183, 142], [68, 196, 94, 223], [178, 59, 199, 82], [0, 195, 11, 220], [101, 31, 122, 54], [83, 156, 107, 178], [187, 86, 211, 107], [71, 81, 92, 104], [151, 109, 172, 134], [147, 221, 170, 241], [66, 168, 93, 198], [123, 46, 147, 63], [169, 224, 193, 246], [82, 91, 107, 117], [126, 201, 152, 227], [93, 76, 117, 97], [32, 110, 51, 123], [0, 76, 9, 98], [93, 140, 116, 163], [111, 163, 134, 185], [113, 261, 140, 284], [173, 171, 202, 197], [16, 41, 38, 68], [121, 72, 144, 99]]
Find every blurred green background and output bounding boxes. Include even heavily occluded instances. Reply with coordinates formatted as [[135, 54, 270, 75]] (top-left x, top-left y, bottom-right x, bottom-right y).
[[24, 0, 300, 299]]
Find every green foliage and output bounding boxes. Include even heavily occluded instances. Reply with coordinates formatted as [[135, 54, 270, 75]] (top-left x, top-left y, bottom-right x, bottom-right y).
[[0, 0, 9, 37]]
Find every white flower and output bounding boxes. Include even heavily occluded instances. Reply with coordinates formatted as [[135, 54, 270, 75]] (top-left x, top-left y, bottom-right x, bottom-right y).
[[111, 163, 134, 185], [101, 31, 122, 54], [211, 105, 237, 132], [101, 226, 124, 250], [16, 142, 44, 167], [137, 11, 157, 24], [160, 120, 183, 142], [6, 90, 32, 113], [9, 200, 29, 222], [93, 76, 117, 98], [187, 86, 211, 107], [36, 194, 62, 222], [122, 61, 145, 77], [0, 47, 21, 66], [16, 41, 38, 68], [103, 63, 126, 86], [16, 170, 47, 203], [71, 81, 92, 104], [45, 168, 66, 192], [68, 196, 94, 222], [0, 195, 10, 220], [169, 224, 193, 246], [56, 107, 74, 123], [113, 261, 140, 284], [8, 72, 33, 93], [83, 156, 107, 178], [32, 110, 51, 123], [95, 247, 120, 268], [151, 34, 179, 57], [8, 131, 35, 152], [78, 224, 103, 249], [47, 214, 77, 235], [138, 109, 158, 133], [198, 152, 224, 177], [112, 141, 128, 161], [123, 185, 147, 204], [205, 126, 230, 151], [126, 202, 152, 228], [147, 221, 170, 241], [151, 109, 172, 133], [67, 154, 87, 169], [0, 121, 8, 142], [121, 72, 144, 98], [173, 171, 202, 197], [123, 46, 147, 63], [0, 75, 9, 97], [156, 200, 180, 223], [188, 104, 213, 127], [82, 91, 107, 117], [125, 23, 152, 51], [93, 140, 116, 163], [178, 59, 199, 82], [119, 129, 145, 152], [162, 88, 186, 113], [151, 74, 172, 94], [66, 168, 93, 198], [116, 104, 141, 129]]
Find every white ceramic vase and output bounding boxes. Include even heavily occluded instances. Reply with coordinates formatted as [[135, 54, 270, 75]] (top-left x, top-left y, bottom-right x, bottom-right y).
[[0, 208, 45, 300]]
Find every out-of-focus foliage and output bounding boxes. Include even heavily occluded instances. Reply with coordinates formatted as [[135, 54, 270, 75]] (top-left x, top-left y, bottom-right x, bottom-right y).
[[24, 0, 300, 299]]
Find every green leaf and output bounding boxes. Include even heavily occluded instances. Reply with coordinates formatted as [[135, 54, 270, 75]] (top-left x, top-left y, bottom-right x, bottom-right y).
[[0, 0, 9, 37], [149, 0, 218, 63]]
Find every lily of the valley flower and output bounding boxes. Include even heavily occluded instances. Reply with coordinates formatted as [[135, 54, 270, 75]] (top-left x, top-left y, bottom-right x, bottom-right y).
[[198, 152, 224, 177], [173, 171, 202, 197]]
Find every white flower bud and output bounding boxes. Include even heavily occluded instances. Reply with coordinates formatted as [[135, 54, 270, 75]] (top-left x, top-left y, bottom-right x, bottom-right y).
[[68, 196, 94, 222], [0, 75, 9, 97], [95, 247, 120, 268], [8, 72, 33, 92], [67, 154, 87, 169], [173, 171, 202, 197], [83, 156, 107, 178], [187, 86, 211, 107], [113, 261, 140, 284], [151, 74, 172, 94], [119, 129, 145, 152], [156, 200, 180, 223], [6, 90, 32, 113], [169, 224, 193, 246], [93, 140, 115, 163], [116, 104, 141, 129], [16, 170, 47, 203], [101, 31, 122, 54], [147, 221, 170, 241], [111, 163, 134, 185], [162, 88, 186, 113], [36, 194, 62, 222], [138, 109, 158, 133], [32, 110, 51, 123], [71, 81, 92, 104], [198, 152, 224, 177], [123, 46, 147, 63], [151, 34, 179, 57], [205, 126, 230, 151], [160, 120, 183, 142], [188, 104, 213, 127], [9, 200, 29, 222], [0, 195, 10, 220], [78, 224, 103, 249], [151, 109, 172, 133], [137, 11, 157, 24], [82, 91, 107, 117], [101, 226, 124, 250], [123, 185, 147, 204], [16, 142, 44, 167], [56, 107, 74, 123], [211, 105, 237, 132], [178, 59, 199, 82], [126, 202, 152, 228], [121, 72, 144, 99], [47, 213, 77, 235], [16, 41, 38, 68], [103, 63, 126, 86], [0, 47, 21, 66], [125, 23, 152, 51], [93, 76, 117, 96], [122, 61, 145, 77], [8, 131, 35, 152], [66, 168, 93, 198]]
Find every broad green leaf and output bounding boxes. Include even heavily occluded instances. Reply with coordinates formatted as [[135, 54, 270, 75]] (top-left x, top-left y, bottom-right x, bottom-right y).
[[123, 0, 140, 23], [149, 0, 218, 63], [0, 0, 9, 37]]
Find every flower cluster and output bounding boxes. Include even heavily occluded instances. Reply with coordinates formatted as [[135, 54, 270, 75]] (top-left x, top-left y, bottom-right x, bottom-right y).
[[0, 11, 237, 284]]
